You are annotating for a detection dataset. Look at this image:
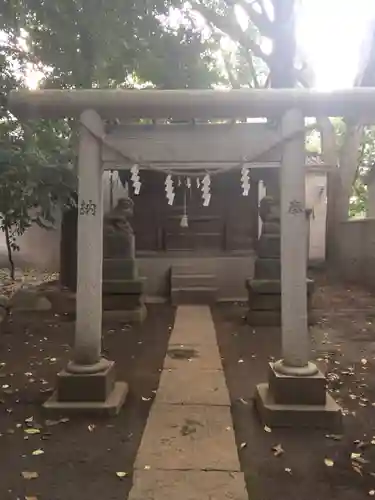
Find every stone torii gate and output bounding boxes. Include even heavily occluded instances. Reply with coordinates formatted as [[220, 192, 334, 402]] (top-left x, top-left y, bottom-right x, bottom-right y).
[[9, 88, 375, 425]]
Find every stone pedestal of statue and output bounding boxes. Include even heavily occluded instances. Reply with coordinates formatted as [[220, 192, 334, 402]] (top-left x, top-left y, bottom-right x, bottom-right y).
[[103, 197, 146, 323], [246, 196, 314, 326]]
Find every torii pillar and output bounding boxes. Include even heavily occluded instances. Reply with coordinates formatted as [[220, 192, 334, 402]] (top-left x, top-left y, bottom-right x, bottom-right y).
[[255, 109, 342, 430], [44, 110, 128, 414]]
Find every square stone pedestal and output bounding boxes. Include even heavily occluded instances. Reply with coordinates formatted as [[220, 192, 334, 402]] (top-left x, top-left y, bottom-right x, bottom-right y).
[[255, 363, 342, 431], [43, 361, 128, 416], [102, 278, 147, 324]]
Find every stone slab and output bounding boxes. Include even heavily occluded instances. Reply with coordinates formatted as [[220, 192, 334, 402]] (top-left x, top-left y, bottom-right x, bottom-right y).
[[156, 367, 230, 405], [164, 343, 222, 370], [135, 404, 241, 470], [43, 381, 128, 416], [171, 287, 218, 306], [268, 363, 327, 405], [169, 325, 217, 345], [255, 383, 342, 431], [169, 306, 218, 346], [102, 304, 147, 323], [128, 470, 248, 500], [56, 361, 116, 402]]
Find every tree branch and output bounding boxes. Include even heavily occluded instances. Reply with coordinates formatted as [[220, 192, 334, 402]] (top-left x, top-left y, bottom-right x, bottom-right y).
[[191, 2, 270, 64], [236, 0, 274, 38]]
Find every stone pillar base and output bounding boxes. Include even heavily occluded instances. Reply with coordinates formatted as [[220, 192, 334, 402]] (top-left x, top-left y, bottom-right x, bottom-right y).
[[254, 363, 342, 431], [43, 360, 128, 416]]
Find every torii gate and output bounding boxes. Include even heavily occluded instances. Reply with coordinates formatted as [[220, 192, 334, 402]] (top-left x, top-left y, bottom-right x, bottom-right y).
[[9, 87, 374, 426]]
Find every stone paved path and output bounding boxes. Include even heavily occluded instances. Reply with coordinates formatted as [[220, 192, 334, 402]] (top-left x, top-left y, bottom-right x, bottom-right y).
[[128, 305, 248, 500]]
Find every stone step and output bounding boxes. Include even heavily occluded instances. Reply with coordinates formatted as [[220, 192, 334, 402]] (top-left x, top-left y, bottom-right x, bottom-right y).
[[254, 258, 280, 279], [172, 262, 216, 275], [171, 287, 217, 305], [171, 273, 216, 289], [257, 234, 280, 258]]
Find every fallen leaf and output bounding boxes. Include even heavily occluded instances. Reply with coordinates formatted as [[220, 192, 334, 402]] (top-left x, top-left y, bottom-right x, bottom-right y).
[[238, 359, 244, 363], [369, 491, 375, 497], [239, 442, 247, 450], [116, 472, 128, 478], [325, 434, 343, 441], [351, 452, 362, 460], [353, 465, 363, 476], [144, 465, 151, 470], [25, 417, 34, 423], [24, 428, 40, 435], [361, 359, 368, 365], [141, 396, 151, 402], [32, 449, 44, 456], [264, 425, 272, 433], [22, 471, 39, 479], [285, 468, 292, 474], [25, 496, 38, 500], [324, 458, 334, 467], [272, 444, 284, 457], [239, 398, 248, 405], [88, 424, 95, 432]]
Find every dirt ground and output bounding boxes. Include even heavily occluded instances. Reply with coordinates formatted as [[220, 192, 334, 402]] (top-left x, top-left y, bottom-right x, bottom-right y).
[[213, 271, 375, 500], [0, 304, 174, 500], [1, 272, 375, 499]]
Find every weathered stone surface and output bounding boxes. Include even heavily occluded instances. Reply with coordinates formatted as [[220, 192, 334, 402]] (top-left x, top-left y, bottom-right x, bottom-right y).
[[135, 404, 241, 471], [171, 287, 218, 306], [56, 361, 116, 402], [102, 305, 147, 323], [168, 305, 218, 345], [128, 470, 248, 500], [262, 222, 280, 235], [255, 383, 342, 431], [43, 381, 128, 416], [247, 310, 281, 326], [249, 294, 281, 310], [257, 234, 280, 258], [164, 343, 222, 370], [268, 363, 327, 405], [254, 258, 280, 279], [156, 367, 230, 405], [103, 258, 138, 280], [102, 279, 144, 295]]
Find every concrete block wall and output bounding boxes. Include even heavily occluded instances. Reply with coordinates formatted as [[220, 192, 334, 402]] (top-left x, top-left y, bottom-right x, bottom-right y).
[[338, 218, 375, 289]]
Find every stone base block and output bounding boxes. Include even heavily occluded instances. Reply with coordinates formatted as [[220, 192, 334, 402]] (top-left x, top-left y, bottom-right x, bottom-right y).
[[44, 381, 128, 416], [103, 293, 144, 310], [255, 383, 342, 431], [103, 258, 138, 280], [257, 234, 280, 258], [254, 258, 281, 280], [102, 304, 147, 323], [268, 363, 327, 405], [56, 361, 116, 402], [250, 294, 281, 310], [102, 278, 145, 295]]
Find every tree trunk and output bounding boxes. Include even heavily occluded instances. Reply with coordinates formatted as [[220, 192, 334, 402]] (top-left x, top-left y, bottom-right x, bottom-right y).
[[4, 224, 15, 281]]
